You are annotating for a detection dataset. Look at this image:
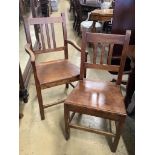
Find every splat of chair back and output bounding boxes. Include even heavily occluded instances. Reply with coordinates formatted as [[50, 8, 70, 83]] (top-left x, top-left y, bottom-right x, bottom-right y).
[[80, 30, 131, 85], [23, 13, 68, 59]]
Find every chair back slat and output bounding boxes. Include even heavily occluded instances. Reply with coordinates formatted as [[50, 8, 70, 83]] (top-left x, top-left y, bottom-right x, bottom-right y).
[[50, 23, 56, 48], [93, 43, 98, 64], [40, 24, 46, 50], [100, 44, 105, 64], [87, 33, 126, 45], [107, 43, 114, 65], [80, 31, 131, 85], [45, 24, 51, 48]]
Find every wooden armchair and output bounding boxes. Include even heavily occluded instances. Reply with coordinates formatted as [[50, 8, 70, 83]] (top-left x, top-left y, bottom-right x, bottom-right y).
[[64, 30, 131, 152], [23, 13, 81, 120]]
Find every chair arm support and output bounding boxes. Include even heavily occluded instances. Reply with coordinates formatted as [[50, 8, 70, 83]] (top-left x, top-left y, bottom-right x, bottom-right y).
[[25, 43, 35, 62], [66, 40, 81, 52], [66, 40, 88, 60]]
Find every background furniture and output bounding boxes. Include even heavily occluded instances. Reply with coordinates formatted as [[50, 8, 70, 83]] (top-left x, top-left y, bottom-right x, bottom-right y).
[[64, 30, 131, 152], [19, 0, 32, 88], [40, 0, 49, 17], [73, 0, 89, 35], [81, 20, 102, 33], [24, 13, 81, 120], [50, 0, 58, 12], [19, 0, 42, 88], [30, 0, 41, 18], [80, 12, 102, 33], [90, 9, 113, 21], [19, 65, 29, 103], [80, 0, 101, 10], [110, 0, 135, 84], [89, 9, 113, 32], [111, 0, 135, 114], [19, 64, 29, 119], [72, 0, 102, 35], [112, 0, 135, 45], [69, 0, 74, 12]]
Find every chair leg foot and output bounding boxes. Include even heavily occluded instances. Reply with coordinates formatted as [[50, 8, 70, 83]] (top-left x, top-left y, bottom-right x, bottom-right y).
[[65, 132, 70, 140], [38, 100, 45, 120], [41, 114, 45, 120], [39, 103, 45, 120]]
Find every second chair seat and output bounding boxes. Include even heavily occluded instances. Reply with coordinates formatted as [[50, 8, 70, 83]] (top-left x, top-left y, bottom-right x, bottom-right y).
[[65, 79, 126, 115], [36, 59, 80, 89]]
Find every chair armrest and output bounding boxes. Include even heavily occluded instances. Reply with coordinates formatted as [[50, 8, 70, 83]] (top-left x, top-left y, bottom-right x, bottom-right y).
[[66, 40, 81, 52], [66, 40, 88, 57], [25, 43, 35, 62]]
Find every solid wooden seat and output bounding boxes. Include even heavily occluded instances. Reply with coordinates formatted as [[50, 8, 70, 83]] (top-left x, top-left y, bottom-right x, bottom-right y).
[[24, 13, 81, 120], [65, 79, 126, 115], [64, 30, 131, 152], [36, 60, 80, 88]]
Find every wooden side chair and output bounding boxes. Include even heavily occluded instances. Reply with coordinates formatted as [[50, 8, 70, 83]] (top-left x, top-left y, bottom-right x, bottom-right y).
[[23, 13, 81, 120], [64, 30, 131, 152]]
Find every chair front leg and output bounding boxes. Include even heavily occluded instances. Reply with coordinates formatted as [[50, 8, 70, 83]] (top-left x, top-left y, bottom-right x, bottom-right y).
[[64, 104, 70, 140], [35, 84, 45, 120], [112, 117, 126, 152]]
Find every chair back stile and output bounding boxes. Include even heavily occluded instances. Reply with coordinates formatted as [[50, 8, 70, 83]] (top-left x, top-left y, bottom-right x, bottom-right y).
[[117, 31, 131, 85], [61, 13, 68, 59], [23, 16, 38, 81], [23, 13, 68, 59], [23, 16, 33, 46], [80, 30, 131, 85]]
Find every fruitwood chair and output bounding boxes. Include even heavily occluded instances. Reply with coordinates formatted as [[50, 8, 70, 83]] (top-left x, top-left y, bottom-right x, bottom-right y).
[[64, 30, 131, 152], [23, 13, 81, 120]]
